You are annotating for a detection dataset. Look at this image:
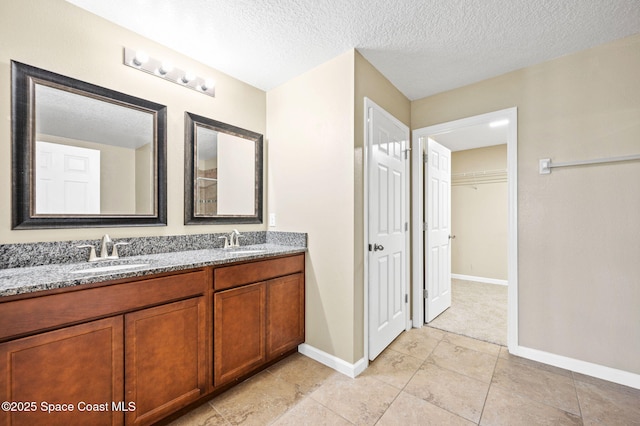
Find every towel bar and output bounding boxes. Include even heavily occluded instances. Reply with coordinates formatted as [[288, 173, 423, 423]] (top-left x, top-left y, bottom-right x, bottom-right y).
[[539, 153, 640, 174]]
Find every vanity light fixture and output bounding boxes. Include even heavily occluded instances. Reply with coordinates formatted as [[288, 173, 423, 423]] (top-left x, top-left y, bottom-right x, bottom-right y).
[[123, 47, 215, 97]]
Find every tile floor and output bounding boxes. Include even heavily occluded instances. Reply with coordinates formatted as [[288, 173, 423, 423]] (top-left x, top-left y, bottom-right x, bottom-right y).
[[170, 327, 640, 425], [427, 279, 507, 346]]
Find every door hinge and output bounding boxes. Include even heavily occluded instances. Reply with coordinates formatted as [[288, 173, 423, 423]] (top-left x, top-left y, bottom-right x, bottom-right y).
[[423, 289, 428, 299], [405, 294, 408, 303], [423, 153, 428, 163], [423, 221, 427, 231], [404, 222, 408, 232]]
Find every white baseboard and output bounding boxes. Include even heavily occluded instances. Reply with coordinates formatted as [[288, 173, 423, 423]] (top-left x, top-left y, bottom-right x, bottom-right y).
[[511, 345, 640, 390], [298, 343, 368, 378], [452, 274, 508, 286]]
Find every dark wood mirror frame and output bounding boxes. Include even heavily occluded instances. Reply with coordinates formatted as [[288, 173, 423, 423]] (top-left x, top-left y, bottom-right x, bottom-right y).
[[11, 61, 167, 229], [184, 112, 263, 225]]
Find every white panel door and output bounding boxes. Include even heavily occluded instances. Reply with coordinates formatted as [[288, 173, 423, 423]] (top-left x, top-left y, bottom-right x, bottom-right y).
[[368, 104, 408, 360], [35, 141, 100, 214], [425, 138, 452, 322]]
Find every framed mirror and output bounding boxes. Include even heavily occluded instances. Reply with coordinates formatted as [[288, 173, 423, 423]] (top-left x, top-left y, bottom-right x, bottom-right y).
[[185, 112, 263, 224], [11, 61, 167, 229]]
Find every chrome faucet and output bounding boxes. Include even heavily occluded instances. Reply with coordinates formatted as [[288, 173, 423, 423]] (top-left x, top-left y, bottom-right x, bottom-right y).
[[229, 229, 242, 248], [77, 234, 129, 262], [99, 234, 112, 259], [219, 230, 242, 249]]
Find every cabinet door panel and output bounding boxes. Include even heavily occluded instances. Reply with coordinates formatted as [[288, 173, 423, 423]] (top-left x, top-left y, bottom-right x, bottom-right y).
[[214, 282, 266, 385], [125, 297, 206, 426], [0, 317, 124, 426], [267, 273, 305, 359]]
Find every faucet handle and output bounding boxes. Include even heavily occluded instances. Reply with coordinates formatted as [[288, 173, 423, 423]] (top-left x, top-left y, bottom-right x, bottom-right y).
[[111, 242, 129, 259], [234, 234, 243, 247], [77, 244, 98, 262], [218, 236, 230, 249]]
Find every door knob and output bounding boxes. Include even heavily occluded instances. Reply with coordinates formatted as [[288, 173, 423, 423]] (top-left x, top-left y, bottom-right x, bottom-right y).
[[373, 243, 384, 252]]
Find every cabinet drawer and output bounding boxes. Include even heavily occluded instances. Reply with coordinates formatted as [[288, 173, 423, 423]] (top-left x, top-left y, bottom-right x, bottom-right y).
[[214, 254, 304, 291], [0, 269, 208, 342]]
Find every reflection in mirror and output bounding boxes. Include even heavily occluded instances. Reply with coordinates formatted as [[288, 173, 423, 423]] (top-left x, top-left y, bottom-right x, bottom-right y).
[[34, 84, 155, 215], [11, 61, 167, 229], [185, 113, 263, 224]]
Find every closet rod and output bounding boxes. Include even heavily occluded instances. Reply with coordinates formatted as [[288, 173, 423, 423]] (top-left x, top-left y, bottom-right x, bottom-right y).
[[539, 153, 640, 174]]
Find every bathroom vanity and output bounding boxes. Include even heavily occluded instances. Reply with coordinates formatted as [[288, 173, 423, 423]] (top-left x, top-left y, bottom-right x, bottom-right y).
[[0, 245, 305, 426], [4, 49, 302, 426]]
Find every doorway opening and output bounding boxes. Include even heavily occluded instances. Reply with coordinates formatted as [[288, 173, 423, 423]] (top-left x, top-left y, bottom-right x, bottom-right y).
[[411, 108, 518, 351], [429, 142, 507, 345]]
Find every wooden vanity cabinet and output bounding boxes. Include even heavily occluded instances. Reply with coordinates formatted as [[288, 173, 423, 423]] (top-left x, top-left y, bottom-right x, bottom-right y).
[[266, 272, 304, 360], [214, 282, 266, 385], [0, 317, 124, 426], [213, 254, 305, 386], [0, 269, 208, 426], [0, 252, 305, 425], [125, 297, 207, 426]]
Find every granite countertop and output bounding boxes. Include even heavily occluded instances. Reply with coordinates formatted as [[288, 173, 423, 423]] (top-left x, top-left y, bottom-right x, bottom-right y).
[[0, 244, 306, 298]]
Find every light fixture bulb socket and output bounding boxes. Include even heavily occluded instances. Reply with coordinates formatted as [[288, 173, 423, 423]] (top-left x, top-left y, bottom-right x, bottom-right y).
[[132, 50, 149, 66], [201, 79, 215, 91], [181, 72, 195, 84], [158, 61, 173, 75]]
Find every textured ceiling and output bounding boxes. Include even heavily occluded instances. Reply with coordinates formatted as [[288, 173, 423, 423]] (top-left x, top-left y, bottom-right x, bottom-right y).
[[67, 0, 640, 100], [36, 84, 153, 149]]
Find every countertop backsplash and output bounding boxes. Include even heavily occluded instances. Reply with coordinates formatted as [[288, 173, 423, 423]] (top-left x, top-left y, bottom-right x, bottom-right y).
[[0, 231, 307, 269]]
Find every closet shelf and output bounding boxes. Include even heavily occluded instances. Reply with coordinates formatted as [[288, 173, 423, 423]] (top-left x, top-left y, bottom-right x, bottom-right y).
[[452, 169, 507, 186]]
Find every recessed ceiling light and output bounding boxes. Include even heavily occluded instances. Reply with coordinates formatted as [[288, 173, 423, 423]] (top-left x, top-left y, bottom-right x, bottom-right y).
[[489, 119, 509, 128]]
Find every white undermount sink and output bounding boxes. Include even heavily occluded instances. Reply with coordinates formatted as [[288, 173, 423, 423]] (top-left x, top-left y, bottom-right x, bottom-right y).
[[70, 263, 149, 274], [225, 249, 267, 255]]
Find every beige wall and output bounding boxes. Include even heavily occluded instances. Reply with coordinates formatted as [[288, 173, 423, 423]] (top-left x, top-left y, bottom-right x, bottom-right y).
[[266, 50, 410, 364], [267, 51, 357, 362], [0, 0, 266, 243], [451, 145, 507, 280], [135, 143, 153, 214], [412, 34, 640, 374]]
